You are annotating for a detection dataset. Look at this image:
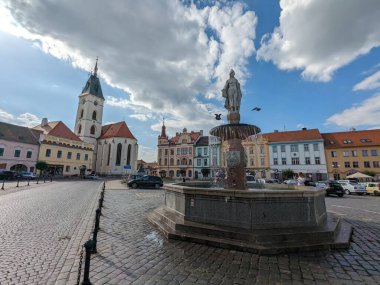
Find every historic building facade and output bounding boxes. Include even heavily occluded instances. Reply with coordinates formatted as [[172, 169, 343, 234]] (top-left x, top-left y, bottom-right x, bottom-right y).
[[264, 129, 328, 181], [322, 129, 380, 180], [33, 119, 94, 176], [157, 123, 200, 179], [0, 122, 41, 173], [74, 61, 138, 175], [242, 135, 270, 179]]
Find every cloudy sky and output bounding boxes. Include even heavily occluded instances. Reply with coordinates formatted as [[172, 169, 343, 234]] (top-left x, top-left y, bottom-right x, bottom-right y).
[[1, 0, 380, 162]]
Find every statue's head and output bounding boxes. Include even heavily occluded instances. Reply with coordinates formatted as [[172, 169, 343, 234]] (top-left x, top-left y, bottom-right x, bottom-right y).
[[229, 69, 235, 77]]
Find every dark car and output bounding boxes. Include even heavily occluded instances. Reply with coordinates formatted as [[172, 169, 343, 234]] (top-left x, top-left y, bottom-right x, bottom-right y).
[[0, 170, 17, 180], [127, 175, 163, 189], [323, 181, 345, 197], [304, 180, 316, 187]]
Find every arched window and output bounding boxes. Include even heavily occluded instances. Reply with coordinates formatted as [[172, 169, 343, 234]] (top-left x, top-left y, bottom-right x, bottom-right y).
[[80, 109, 84, 119], [127, 144, 132, 165], [177, 159, 180, 165], [182, 158, 187, 165], [90, 125, 96, 135], [92, 111, 97, 120], [115, 143, 122, 166], [107, 144, 111, 166], [170, 158, 174, 166], [78, 124, 82, 134], [188, 170, 192, 178], [169, 170, 174, 177], [189, 159, 192, 165]]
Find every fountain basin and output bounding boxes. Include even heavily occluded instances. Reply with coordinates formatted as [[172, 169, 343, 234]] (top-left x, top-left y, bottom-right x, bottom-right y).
[[210, 123, 261, 140], [148, 182, 352, 254]]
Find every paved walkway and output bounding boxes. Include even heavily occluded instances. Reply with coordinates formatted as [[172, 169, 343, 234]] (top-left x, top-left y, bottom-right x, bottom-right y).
[[85, 181, 380, 285]]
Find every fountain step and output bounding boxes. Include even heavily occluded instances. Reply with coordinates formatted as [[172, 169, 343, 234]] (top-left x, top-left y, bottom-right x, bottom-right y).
[[148, 206, 352, 255]]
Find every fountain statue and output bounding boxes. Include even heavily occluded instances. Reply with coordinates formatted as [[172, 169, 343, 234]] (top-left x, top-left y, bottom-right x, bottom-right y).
[[148, 70, 352, 254]]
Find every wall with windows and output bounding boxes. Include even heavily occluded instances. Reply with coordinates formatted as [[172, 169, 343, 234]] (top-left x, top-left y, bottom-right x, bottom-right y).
[[0, 139, 39, 172], [242, 136, 270, 179], [268, 140, 327, 181]]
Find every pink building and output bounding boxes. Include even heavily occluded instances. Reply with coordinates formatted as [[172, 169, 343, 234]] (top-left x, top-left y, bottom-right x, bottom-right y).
[[0, 122, 41, 173]]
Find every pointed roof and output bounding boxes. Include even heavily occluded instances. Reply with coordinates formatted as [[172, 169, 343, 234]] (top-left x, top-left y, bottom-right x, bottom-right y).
[[81, 60, 104, 100], [100, 121, 137, 140], [33, 121, 82, 142], [0, 122, 41, 145]]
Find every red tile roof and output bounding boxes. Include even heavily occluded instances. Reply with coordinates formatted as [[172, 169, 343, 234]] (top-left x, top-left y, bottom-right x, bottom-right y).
[[169, 130, 201, 144], [33, 121, 82, 142], [262, 129, 322, 143], [322, 129, 380, 149], [100, 121, 136, 140]]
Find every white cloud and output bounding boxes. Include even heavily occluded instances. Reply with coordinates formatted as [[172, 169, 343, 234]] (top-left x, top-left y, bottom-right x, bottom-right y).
[[0, 109, 41, 127], [0, 0, 257, 132], [353, 71, 380, 91], [257, 0, 380, 82], [129, 114, 151, 122], [138, 145, 157, 162], [326, 93, 380, 128]]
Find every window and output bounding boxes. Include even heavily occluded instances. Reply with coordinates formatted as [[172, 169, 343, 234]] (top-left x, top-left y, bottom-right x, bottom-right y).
[[57, 150, 62, 159], [371, 149, 378, 156], [364, 161, 370, 168], [331, 151, 337, 157], [85, 154, 88, 161], [315, 157, 320, 165], [272, 146, 277, 153], [45, 149, 51, 157], [260, 146, 264, 154], [188, 170, 192, 178], [352, 150, 357, 157], [182, 139, 187, 144], [0, 148, 4, 156], [92, 111, 97, 120], [197, 148, 202, 156], [353, 161, 359, 168], [343, 140, 352, 144], [197, 159, 201, 166], [305, 157, 310, 165], [159, 149, 162, 156], [67, 152, 72, 159], [250, 159, 254, 166], [107, 144, 111, 166], [127, 144, 132, 165], [90, 125, 96, 135], [204, 158, 207, 166], [362, 150, 368, 157], [170, 149, 174, 155], [373, 161, 380, 168], [344, 162, 350, 168], [304, 144, 309, 152], [159, 158, 162, 165], [78, 124, 82, 134], [176, 159, 180, 165], [80, 109, 84, 119], [65, 166, 70, 172], [76, 153, 81, 160], [189, 159, 192, 165], [360, 138, 372, 143], [281, 158, 286, 165], [290, 145, 298, 152], [250, 147, 254, 154], [204, 148, 208, 156], [343, 151, 349, 157], [261, 158, 265, 166], [116, 143, 122, 166], [164, 149, 168, 156], [332, 162, 338, 168], [26, 151, 32, 158], [189, 148, 192, 154], [281, 145, 286, 152], [313, 143, 319, 151], [177, 148, 180, 155], [273, 158, 278, 165], [291, 157, 300, 165]]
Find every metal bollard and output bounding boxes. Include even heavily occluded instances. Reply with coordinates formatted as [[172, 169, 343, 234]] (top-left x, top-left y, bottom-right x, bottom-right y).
[[44, 176, 46, 183], [27, 178, 30, 186], [1, 179, 4, 190], [16, 179, 19, 187], [50, 176, 52, 182], [36, 177, 39, 184], [91, 209, 101, 254], [82, 240, 94, 285], [102, 181, 105, 190], [98, 198, 103, 211]]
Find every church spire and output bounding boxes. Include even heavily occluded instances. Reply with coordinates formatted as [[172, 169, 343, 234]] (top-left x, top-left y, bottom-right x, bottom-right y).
[[160, 117, 167, 138], [93, 57, 98, 77]]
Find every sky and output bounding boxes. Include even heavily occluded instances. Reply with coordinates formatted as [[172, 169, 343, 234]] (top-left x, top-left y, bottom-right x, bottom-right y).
[[0, 0, 380, 162]]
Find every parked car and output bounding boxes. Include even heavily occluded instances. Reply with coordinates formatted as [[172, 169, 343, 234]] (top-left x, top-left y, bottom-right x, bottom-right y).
[[128, 175, 163, 189], [20, 172, 36, 180], [365, 182, 380, 195], [326, 181, 345, 197], [304, 180, 316, 187], [284, 179, 298, 185], [315, 181, 327, 190], [0, 170, 17, 180], [337, 181, 366, 195], [246, 175, 256, 182], [85, 174, 98, 180], [265, 179, 280, 184]]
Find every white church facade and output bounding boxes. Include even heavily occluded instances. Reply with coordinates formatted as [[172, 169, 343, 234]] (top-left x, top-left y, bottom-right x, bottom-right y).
[[74, 60, 138, 175]]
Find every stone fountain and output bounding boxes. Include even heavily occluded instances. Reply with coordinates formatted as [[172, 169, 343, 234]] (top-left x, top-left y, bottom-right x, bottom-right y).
[[148, 70, 352, 254]]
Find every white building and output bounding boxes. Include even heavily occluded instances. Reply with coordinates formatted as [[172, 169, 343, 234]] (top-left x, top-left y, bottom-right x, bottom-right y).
[[74, 60, 138, 175], [265, 129, 328, 181], [194, 135, 221, 179]]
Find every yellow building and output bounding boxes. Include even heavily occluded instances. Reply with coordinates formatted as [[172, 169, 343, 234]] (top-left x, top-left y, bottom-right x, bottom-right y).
[[33, 119, 94, 176], [242, 135, 270, 178], [322, 130, 380, 180]]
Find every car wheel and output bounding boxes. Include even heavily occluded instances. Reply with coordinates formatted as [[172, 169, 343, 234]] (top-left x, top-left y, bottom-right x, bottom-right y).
[[132, 183, 138, 189], [154, 183, 160, 189], [338, 193, 344, 197], [374, 190, 380, 196], [358, 193, 364, 196], [345, 189, 350, 195]]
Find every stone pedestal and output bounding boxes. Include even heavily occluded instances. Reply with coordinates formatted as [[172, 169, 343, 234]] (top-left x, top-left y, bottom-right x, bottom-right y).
[[227, 111, 240, 124], [224, 138, 246, 190]]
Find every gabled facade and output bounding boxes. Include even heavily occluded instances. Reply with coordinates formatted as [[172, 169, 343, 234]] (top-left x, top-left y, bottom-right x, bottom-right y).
[[0, 122, 41, 173], [242, 135, 270, 178], [264, 129, 328, 181], [322, 129, 380, 180]]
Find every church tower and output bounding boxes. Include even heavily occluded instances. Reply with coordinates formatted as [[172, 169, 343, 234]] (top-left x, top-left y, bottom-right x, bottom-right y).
[[74, 59, 104, 146]]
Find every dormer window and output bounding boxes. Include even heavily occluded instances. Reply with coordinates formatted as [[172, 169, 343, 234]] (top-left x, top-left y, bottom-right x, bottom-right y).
[[360, 139, 372, 143], [343, 140, 352, 144], [329, 141, 335, 144]]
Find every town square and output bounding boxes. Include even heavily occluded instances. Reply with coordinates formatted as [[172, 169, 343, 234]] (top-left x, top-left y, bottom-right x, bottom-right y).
[[1, 0, 380, 284]]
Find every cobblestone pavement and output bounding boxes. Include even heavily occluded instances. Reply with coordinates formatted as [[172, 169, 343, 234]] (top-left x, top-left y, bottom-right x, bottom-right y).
[[0, 180, 102, 284], [88, 181, 380, 285]]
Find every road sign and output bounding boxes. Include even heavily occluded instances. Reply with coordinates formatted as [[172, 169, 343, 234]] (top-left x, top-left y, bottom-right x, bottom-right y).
[[123, 165, 131, 170]]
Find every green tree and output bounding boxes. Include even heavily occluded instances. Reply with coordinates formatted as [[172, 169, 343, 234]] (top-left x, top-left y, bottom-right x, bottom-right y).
[[35, 161, 48, 176], [201, 168, 210, 178], [362, 170, 376, 177], [282, 169, 295, 180]]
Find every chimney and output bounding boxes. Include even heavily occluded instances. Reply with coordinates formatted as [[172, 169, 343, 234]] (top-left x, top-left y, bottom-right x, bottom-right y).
[[200, 130, 203, 136], [274, 130, 279, 132], [41, 118, 48, 127], [302, 127, 307, 131]]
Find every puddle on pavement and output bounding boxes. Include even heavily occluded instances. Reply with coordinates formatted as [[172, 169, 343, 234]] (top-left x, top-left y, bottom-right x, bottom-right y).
[[145, 231, 163, 247]]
